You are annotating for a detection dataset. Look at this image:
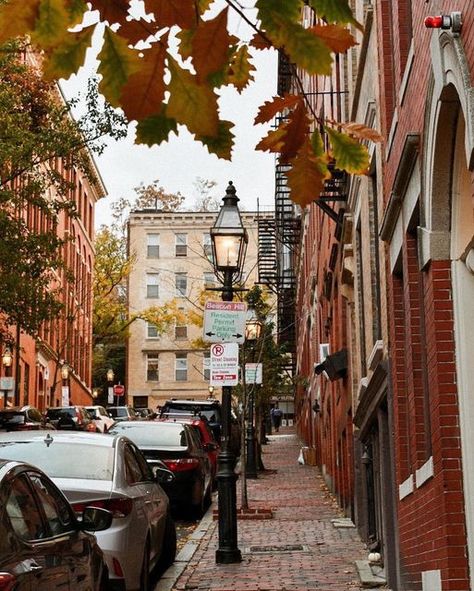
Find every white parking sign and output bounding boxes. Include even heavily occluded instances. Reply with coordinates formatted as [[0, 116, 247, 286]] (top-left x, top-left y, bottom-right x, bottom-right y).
[[210, 343, 239, 386]]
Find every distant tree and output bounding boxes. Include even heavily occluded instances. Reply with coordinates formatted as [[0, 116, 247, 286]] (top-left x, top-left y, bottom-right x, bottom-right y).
[[0, 40, 127, 344], [132, 179, 185, 211], [192, 177, 220, 212]]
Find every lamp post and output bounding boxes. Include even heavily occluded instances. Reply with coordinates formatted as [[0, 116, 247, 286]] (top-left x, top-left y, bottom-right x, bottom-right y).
[[210, 181, 248, 565], [106, 369, 115, 405], [2, 348, 12, 408], [61, 363, 70, 406], [244, 311, 262, 479]]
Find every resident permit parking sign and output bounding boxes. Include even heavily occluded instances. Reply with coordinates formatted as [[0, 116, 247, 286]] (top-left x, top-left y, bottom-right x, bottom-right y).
[[210, 343, 239, 386], [203, 301, 247, 344]]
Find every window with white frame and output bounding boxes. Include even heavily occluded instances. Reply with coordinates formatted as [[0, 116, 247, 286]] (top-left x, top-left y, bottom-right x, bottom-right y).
[[203, 272, 216, 288], [146, 353, 159, 381], [203, 351, 210, 381], [175, 352, 187, 381], [175, 272, 187, 297], [175, 307, 187, 339], [147, 234, 160, 258], [175, 233, 187, 257], [147, 322, 159, 338], [203, 233, 213, 259], [146, 273, 159, 298]]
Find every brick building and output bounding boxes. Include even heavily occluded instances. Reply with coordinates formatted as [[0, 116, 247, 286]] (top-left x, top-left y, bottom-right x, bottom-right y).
[[292, 2, 474, 590]]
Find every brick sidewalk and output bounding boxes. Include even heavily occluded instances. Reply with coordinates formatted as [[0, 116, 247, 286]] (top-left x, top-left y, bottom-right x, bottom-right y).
[[157, 428, 369, 591]]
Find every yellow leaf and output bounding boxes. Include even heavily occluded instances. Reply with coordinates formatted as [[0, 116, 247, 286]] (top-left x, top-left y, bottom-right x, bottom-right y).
[[339, 121, 383, 143], [196, 120, 235, 160], [310, 24, 357, 53], [42, 25, 94, 80], [166, 56, 219, 137], [325, 126, 370, 174], [256, 126, 288, 154], [0, 0, 41, 44], [120, 35, 168, 121], [31, 0, 69, 48], [287, 141, 331, 207], [97, 26, 141, 107], [227, 45, 255, 93]]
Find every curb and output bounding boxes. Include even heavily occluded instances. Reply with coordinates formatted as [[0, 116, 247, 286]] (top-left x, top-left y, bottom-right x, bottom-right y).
[[154, 503, 215, 591]]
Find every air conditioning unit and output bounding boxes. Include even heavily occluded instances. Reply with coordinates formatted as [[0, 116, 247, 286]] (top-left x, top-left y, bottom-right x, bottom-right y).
[[319, 343, 330, 362]]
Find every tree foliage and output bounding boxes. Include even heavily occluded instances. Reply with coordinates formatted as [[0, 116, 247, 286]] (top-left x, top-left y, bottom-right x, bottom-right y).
[[0, 40, 126, 343], [0, 0, 382, 209]]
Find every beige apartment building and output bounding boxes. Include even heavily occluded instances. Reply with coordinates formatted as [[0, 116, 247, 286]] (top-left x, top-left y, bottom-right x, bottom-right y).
[[127, 208, 272, 409]]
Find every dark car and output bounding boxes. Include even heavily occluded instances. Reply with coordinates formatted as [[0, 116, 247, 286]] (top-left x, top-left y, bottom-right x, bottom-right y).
[[45, 406, 97, 432], [107, 406, 137, 422], [109, 420, 213, 518], [160, 416, 220, 488], [0, 459, 112, 590], [135, 407, 157, 420], [159, 399, 241, 457], [0, 406, 53, 431]]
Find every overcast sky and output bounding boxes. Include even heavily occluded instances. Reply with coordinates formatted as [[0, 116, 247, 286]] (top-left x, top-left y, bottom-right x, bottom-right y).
[[60, 1, 278, 227]]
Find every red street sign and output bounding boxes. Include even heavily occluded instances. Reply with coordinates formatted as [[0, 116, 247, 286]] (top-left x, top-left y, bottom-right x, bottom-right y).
[[113, 384, 125, 396]]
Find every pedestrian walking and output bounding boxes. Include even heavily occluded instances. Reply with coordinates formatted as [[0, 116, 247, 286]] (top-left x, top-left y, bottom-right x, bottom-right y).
[[271, 404, 283, 432]]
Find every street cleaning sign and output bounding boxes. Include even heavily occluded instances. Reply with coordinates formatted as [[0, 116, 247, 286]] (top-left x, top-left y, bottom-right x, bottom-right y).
[[203, 301, 247, 344], [210, 343, 239, 386], [245, 363, 263, 384]]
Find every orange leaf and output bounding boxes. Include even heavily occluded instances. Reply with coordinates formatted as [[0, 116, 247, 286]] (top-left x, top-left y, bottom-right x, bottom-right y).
[[192, 7, 234, 82], [309, 24, 357, 53], [286, 142, 331, 207], [120, 35, 168, 121], [249, 33, 272, 50], [146, 0, 196, 29], [339, 121, 383, 143], [277, 102, 310, 161], [254, 94, 303, 125], [256, 127, 288, 154], [89, 0, 129, 25], [118, 18, 158, 46]]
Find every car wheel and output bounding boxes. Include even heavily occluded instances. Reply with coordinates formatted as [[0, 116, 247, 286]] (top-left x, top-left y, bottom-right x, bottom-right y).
[[140, 537, 151, 591], [160, 513, 177, 569]]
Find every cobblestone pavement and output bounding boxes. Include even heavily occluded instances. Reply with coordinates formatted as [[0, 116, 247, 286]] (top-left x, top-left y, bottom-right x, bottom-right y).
[[156, 428, 369, 591]]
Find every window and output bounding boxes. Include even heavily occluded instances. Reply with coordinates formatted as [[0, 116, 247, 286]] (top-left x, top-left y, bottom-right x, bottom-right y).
[[175, 233, 187, 257], [203, 351, 210, 381], [175, 324, 187, 340], [175, 272, 187, 297], [146, 353, 159, 381], [6, 474, 46, 540], [29, 473, 74, 536], [175, 353, 187, 381], [146, 273, 159, 299], [203, 272, 216, 287], [147, 323, 159, 338], [124, 445, 148, 484], [203, 233, 213, 259], [147, 234, 160, 258]]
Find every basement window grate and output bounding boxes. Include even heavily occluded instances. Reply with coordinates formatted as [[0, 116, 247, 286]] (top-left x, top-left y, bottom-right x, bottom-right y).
[[245, 544, 308, 554]]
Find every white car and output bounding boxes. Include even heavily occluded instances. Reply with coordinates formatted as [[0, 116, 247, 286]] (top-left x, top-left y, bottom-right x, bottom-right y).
[[0, 431, 177, 591], [85, 405, 116, 433]]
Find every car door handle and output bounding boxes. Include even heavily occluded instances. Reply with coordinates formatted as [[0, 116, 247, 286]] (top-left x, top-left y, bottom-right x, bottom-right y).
[[28, 562, 43, 572]]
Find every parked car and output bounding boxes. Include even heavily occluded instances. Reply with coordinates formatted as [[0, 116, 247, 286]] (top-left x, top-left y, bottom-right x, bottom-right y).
[[135, 408, 157, 420], [45, 406, 98, 432], [159, 399, 241, 457], [85, 405, 116, 433], [0, 458, 112, 590], [107, 406, 137, 422], [0, 405, 54, 431], [160, 416, 220, 488], [0, 431, 177, 591], [109, 420, 213, 518]]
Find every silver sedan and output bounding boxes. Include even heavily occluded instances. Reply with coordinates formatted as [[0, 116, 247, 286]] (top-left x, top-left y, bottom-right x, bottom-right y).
[[0, 430, 176, 591]]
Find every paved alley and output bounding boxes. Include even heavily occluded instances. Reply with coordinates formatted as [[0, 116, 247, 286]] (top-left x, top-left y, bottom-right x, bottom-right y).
[[157, 428, 372, 591]]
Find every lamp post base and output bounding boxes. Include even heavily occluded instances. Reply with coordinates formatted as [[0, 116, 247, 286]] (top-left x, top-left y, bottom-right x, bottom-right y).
[[216, 548, 242, 564], [215, 444, 241, 564]]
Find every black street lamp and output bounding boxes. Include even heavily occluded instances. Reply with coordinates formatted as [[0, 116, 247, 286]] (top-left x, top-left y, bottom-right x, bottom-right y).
[[2, 348, 12, 408], [210, 181, 248, 565], [244, 310, 262, 479]]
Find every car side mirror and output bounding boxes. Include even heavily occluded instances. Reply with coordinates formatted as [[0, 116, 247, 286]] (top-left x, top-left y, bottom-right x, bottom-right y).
[[152, 465, 175, 484], [81, 507, 113, 532]]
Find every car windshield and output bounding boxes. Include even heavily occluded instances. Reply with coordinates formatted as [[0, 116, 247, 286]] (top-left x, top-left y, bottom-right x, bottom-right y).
[[110, 423, 188, 447], [108, 408, 127, 418], [47, 408, 75, 419], [0, 440, 114, 480]]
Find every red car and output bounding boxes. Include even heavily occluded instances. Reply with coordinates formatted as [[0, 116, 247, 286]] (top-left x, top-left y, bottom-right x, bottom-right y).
[[160, 416, 220, 488]]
